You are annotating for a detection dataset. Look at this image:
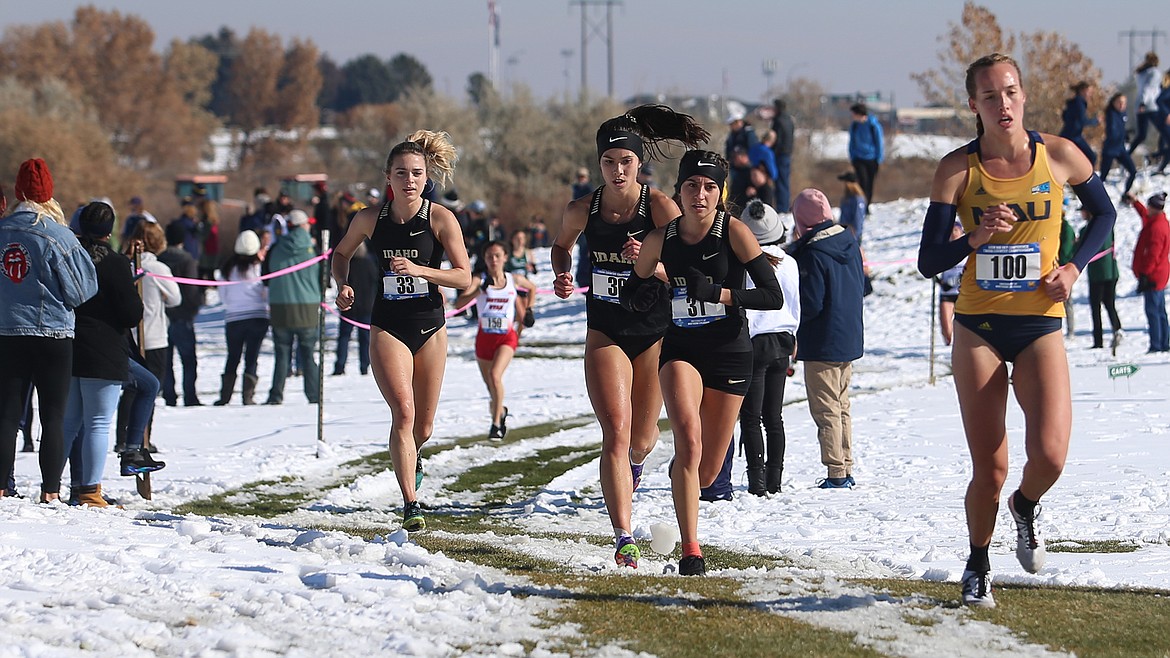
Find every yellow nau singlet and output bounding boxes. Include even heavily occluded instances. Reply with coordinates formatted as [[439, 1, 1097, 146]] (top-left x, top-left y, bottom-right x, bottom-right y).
[[955, 131, 1064, 318]]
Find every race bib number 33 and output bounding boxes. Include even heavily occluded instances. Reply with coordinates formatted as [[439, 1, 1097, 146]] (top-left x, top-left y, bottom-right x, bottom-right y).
[[383, 274, 431, 300], [974, 243, 1041, 291]]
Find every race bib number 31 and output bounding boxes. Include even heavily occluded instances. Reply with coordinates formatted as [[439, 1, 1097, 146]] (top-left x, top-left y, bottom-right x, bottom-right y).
[[974, 243, 1041, 291], [383, 274, 431, 300], [591, 267, 627, 304], [671, 287, 725, 327]]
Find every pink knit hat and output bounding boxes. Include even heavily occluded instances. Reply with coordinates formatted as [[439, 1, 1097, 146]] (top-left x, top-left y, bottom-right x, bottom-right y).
[[792, 188, 832, 230]]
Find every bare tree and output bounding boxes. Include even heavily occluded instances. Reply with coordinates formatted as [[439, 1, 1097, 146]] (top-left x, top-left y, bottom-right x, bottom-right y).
[[226, 28, 282, 165], [273, 38, 323, 133], [912, 2, 1015, 113], [912, 2, 1101, 139], [1018, 30, 1103, 136], [0, 92, 140, 206]]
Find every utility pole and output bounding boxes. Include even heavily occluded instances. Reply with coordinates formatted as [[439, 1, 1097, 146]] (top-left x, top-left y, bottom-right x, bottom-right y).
[[1118, 27, 1166, 75], [762, 59, 779, 100], [560, 48, 574, 101], [488, 0, 501, 89], [570, 0, 622, 102]]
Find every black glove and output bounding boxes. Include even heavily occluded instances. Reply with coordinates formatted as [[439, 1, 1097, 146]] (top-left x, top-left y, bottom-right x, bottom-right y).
[[685, 267, 722, 304], [621, 273, 667, 312], [522, 307, 535, 328], [1137, 275, 1154, 293]]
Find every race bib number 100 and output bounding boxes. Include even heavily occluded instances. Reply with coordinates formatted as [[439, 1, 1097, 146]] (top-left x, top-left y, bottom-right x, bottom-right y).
[[974, 243, 1041, 291], [383, 274, 431, 300]]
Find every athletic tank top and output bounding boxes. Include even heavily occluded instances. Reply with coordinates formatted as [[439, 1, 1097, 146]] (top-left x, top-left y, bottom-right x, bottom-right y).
[[583, 184, 670, 336], [368, 198, 446, 317], [956, 131, 1063, 318], [506, 251, 529, 276], [659, 210, 746, 341], [476, 272, 518, 334]]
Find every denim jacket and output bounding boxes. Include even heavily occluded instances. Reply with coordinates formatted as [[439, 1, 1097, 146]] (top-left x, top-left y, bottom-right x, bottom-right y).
[[0, 207, 99, 338]]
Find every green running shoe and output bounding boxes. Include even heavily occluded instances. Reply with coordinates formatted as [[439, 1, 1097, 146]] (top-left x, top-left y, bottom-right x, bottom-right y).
[[415, 455, 424, 490], [615, 535, 640, 569], [402, 500, 425, 532]]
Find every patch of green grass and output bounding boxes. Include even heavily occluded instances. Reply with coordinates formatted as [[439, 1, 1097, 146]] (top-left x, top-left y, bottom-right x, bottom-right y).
[[176, 414, 599, 520], [177, 410, 1170, 658], [320, 527, 881, 658], [547, 572, 884, 658], [1047, 539, 1141, 554], [448, 443, 601, 503], [176, 476, 313, 517], [862, 578, 1170, 658]]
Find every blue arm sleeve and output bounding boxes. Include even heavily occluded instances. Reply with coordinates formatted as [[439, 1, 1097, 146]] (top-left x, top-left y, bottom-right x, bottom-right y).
[[1068, 174, 1116, 272], [917, 202, 973, 278]]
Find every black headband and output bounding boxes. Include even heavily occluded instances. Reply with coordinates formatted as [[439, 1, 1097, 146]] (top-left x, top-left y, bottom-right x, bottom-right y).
[[676, 154, 726, 191], [596, 130, 644, 162]]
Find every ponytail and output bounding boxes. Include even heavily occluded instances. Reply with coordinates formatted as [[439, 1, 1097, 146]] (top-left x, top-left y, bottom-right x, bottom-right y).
[[597, 104, 710, 162], [385, 130, 459, 188]]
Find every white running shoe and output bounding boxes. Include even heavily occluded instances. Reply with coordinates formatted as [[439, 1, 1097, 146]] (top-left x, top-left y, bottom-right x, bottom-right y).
[[961, 570, 996, 608], [1008, 493, 1047, 573]]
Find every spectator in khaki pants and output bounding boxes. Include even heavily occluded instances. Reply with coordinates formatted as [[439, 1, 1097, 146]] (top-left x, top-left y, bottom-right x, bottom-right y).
[[786, 188, 866, 488]]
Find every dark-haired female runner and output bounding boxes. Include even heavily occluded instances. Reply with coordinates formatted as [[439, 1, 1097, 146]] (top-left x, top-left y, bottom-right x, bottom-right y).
[[622, 150, 783, 575], [552, 105, 708, 568]]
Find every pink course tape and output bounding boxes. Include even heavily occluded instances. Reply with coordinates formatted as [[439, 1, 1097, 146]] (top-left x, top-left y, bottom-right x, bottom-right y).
[[142, 250, 333, 286]]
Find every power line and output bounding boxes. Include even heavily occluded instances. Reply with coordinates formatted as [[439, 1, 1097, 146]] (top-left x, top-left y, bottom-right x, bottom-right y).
[[1118, 27, 1166, 74], [569, 0, 622, 101]]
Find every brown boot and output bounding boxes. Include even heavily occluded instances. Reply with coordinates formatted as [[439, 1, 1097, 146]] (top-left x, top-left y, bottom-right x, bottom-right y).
[[242, 373, 258, 406], [213, 373, 237, 406], [73, 484, 110, 508]]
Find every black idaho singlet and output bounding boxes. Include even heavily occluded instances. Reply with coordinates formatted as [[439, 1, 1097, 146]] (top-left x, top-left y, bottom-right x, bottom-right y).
[[368, 198, 446, 319], [583, 184, 670, 337], [659, 210, 747, 342]]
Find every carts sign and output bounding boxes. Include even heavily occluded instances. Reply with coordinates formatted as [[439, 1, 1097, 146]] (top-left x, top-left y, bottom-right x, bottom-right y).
[[1107, 363, 1140, 379]]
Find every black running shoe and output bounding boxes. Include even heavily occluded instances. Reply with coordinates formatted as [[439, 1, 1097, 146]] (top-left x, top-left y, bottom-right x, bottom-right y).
[[960, 570, 995, 608], [499, 407, 508, 436], [679, 555, 706, 576], [120, 448, 166, 476]]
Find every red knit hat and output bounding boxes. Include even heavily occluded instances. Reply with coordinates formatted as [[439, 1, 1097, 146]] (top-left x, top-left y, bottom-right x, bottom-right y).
[[15, 158, 53, 203]]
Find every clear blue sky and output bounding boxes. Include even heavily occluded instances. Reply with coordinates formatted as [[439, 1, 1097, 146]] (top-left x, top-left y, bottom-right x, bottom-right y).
[[1, 0, 1165, 107]]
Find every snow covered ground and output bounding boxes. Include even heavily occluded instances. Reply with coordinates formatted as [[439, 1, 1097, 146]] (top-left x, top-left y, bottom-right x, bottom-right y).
[[2, 166, 1168, 656]]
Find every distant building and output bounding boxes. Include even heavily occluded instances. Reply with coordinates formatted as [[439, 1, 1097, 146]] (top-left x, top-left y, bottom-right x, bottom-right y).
[[895, 106, 966, 134], [623, 93, 763, 126]]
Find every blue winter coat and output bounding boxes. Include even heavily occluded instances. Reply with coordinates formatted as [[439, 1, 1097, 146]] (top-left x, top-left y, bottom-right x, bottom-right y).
[[1101, 105, 1128, 157], [848, 115, 884, 163], [1059, 96, 1098, 139], [786, 221, 865, 362], [838, 193, 867, 240]]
